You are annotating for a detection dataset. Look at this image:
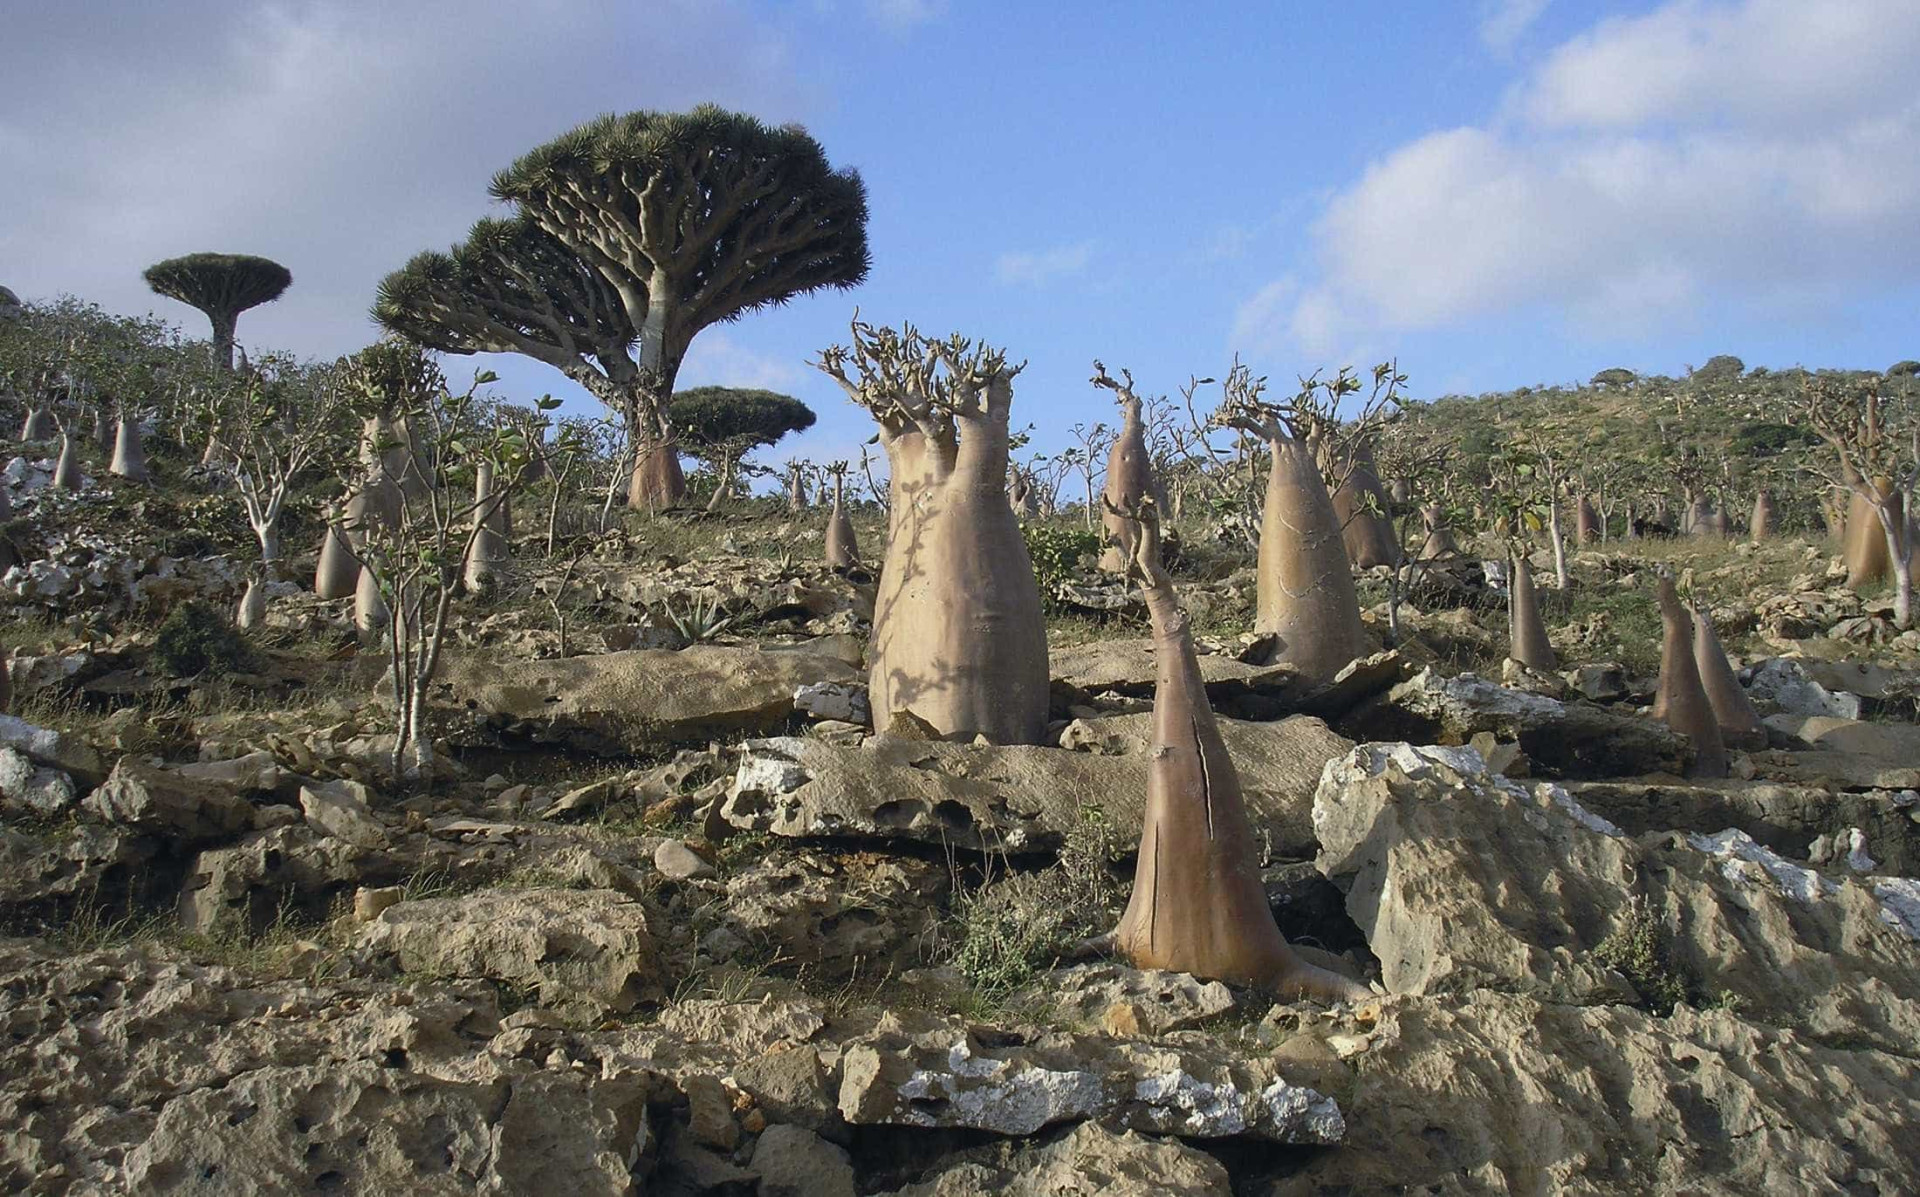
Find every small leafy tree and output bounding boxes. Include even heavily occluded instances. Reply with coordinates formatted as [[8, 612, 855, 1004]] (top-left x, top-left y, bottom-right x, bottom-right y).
[[222, 354, 346, 578], [665, 386, 815, 506]]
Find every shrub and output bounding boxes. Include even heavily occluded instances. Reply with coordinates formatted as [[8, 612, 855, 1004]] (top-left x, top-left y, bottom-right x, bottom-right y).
[[1593, 898, 1690, 1015], [1021, 522, 1102, 607], [152, 600, 253, 678], [948, 809, 1125, 998]]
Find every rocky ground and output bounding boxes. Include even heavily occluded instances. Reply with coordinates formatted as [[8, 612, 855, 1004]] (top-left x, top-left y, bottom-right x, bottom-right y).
[[4, 454, 1920, 1195]]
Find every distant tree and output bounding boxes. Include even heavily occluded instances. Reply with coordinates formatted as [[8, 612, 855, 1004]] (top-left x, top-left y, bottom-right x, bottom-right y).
[[1692, 354, 1745, 382], [1590, 367, 1636, 388], [664, 386, 815, 508], [143, 253, 291, 371], [1798, 376, 1916, 627], [1888, 360, 1920, 378], [383, 107, 869, 510]]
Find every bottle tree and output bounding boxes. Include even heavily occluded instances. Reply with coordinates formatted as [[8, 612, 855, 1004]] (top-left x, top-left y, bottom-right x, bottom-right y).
[[814, 319, 1048, 744], [377, 106, 869, 509], [142, 253, 291, 372]]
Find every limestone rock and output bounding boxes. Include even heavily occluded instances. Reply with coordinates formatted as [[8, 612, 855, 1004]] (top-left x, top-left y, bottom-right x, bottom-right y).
[[724, 715, 1350, 857], [0, 823, 157, 908], [1050, 637, 1307, 707], [1274, 991, 1920, 1194], [358, 887, 663, 1018], [837, 1020, 1343, 1143], [82, 757, 254, 846], [653, 838, 716, 881], [1748, 657, 1865, 719], [0, 746, 76, 816], [752, 1123, 857, 1197], [422, 643, 860, 754], [121, 1062, 653, 1196], [1035, 964, 1237, 1035], [1766, 714, 1920, 789], [177, 825, 413, 938], [298, 779, 387, 849], [0, 713, 106, 786], [879, 1121, 1231, 1197], [1353, 668, 1690, 777], [1313, 743, 1920, 1053]]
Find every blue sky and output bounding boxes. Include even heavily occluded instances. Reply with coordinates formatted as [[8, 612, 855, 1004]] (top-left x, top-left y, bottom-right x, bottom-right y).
[[6, 1, 1919, 475]]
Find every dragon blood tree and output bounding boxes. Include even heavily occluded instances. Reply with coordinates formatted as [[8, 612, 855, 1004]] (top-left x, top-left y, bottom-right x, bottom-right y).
[[1214, 362, 1391, 684], [143, 254, 291, 372], [1107, 494, 1369, 1002], [381, 107, 868, 510], [1089, 362, 1166, 574], [814, 319, 1047, 744]]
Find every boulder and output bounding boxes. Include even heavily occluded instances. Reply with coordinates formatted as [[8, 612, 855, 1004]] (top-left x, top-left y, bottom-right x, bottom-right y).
[[1269, 991, 1920, 1194], [878, 1121, 1231, 1197], [0, 713, 105, 786], [723, 715, 1351, 857], [298, 780, 387, 849], [177, 825, 415, 938], [752, 1124, 856, 1197], [0, 746, 76, 816], [1314, 743, 1920, 1053], [423, 643, 861, 754], [357, 887, 663, 1019], [1747, 658, 1866, 719], [0, 824, 158, 908], [82, 757, 254, 846], [1349, 668, 1690, 777], [837, 1019, 1344, 1143], [1766, 714, 1920, 789]]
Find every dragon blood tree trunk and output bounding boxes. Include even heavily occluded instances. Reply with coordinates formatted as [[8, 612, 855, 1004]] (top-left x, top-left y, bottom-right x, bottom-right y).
[[1327, 441, 1399, 570], [1692, 607, 1767, 751], [1114, 531, 1368, 1001], [1508, 555, 1557, 671], [1750, 490, 1776, 540], [825, 474, 859, 570], [1653, 577, 1727, 779], [868, 422, 1049, 744], [1256, 438, 1366, 683]]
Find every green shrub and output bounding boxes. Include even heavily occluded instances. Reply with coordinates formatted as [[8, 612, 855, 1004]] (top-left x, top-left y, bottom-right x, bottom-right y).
[[152, 600, 253, 678], [1593, 898, 1690, 1015], [948, 808, 1125, 998], [1022, 522, 1102, 608]]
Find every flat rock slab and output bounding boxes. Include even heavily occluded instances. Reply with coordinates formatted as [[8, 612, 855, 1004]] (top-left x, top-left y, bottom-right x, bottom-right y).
[[1765, 714, 1920, 789], [838, 1022, 1344, 1143], [1563, 778, 1920, 875], [1348, 668, 1690, 778], [723, 715, 1351, 856], [1314, 742, 1920, 1055], [424, 643, 861, 754], [1051, 639, 1307, 703], [876, 1121, 1233, 1197]]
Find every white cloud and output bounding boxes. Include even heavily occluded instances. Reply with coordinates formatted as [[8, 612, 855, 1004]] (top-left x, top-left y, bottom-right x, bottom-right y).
[[0, 1, 807, 364], [994, 242, 1094, 287], [1249, 0, 1920, 357], [1480, 0, 1549, 52], [679, 330, 806, 392], [866, 0, 947, 30]]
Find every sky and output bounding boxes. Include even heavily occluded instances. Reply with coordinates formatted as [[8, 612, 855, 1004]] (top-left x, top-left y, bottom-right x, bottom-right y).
[[6, 0, 1920, 475]]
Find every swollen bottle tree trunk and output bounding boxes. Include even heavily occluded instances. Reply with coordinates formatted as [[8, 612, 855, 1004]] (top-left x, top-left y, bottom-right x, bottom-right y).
[[1252, 436, 1367, 683], [1691, 606, 1767, 751], [1090, 365, 1163, 574], [52, 434, 82, 490], [235, 578, 266, 630], [1653, 576, 1728, 779], [109, 416, 149, 483], [1326, 440, 1399, 570], [815, 322, 1048, 743], [1508, 554, 1557, 671], [315, 491, 366, 599], [1844, 476, 1895, 589], [1575, 495, 1600, 546], [825, 469, 859, 570], [1750, 490, 1776, 540], [1417, 505, 1458, 560], [788, 465, 808, 513], [20, 409, 54, 442], [1110, 499, 1368, 1002]]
